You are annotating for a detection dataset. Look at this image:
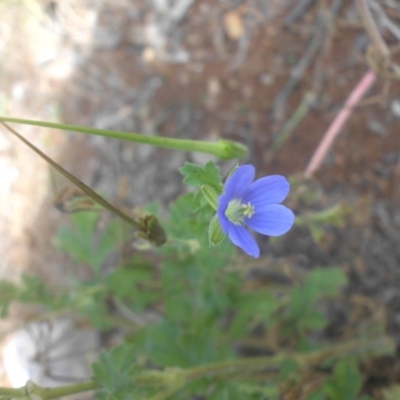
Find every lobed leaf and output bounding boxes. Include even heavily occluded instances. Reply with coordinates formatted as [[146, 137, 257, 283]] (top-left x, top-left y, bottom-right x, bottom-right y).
[[180, 161, 223, 192], [324, 360, 362, 400]]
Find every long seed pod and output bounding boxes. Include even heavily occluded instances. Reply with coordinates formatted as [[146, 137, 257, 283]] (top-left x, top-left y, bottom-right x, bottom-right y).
[[0, 120, 166, 246]]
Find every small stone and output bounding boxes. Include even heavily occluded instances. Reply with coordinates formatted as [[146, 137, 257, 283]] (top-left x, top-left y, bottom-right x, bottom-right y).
[[367, 119, 386, 136], [390, 99, 400, 118], [259, 73, 273, 86]]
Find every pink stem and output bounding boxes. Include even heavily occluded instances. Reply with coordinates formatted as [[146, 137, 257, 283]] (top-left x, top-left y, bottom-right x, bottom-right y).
[[304, 70, 377, 178]]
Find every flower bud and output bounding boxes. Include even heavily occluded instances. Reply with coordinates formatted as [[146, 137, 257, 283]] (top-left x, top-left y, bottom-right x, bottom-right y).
[[208, 214, 225, 246]]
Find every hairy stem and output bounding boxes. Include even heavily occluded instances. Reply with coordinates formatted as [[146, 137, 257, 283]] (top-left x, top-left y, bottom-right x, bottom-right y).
[[0, 336, 392, 399], [0, 116, 247, 160]]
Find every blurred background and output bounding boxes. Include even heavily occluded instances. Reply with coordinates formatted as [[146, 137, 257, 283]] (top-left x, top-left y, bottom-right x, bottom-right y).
[[0, 0, 400, 394]]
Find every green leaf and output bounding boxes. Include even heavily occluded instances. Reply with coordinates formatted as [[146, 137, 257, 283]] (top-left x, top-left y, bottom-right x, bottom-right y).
[[55, 212, 100, 267], [208, 382, 243, 400], [55, 212, 121, 272], [0, 274, 70, 318], [324, 361, 362, 400], [304, 267, 347, 301], [19, 273, 60, 307], [277, 267, 348, 339], [92, 343, 138, 400], [68, 281, 110, 328], [279, 358, 301, 380], [141, 319, 231, 368], [237, 382, 280, 399], [180, 161, 223, 192], [107, 268, 157, 311], [229, 289, 281, 338], [299, 310, 328, 332], [286, 267, 347, 323], [307, 388, 326, 400], [164, 192, 234, 264], [96, 219, 122, 268]]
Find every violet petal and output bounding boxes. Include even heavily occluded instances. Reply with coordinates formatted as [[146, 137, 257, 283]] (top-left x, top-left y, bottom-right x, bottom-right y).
[[228, 223, 260, 257], [243, 175, 290, 207], [245, 204, 295, 236], [224, 165, 255, 200]]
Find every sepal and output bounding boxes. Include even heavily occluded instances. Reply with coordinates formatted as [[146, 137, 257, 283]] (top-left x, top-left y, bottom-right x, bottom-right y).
[[208, 214, 225, 246], [201, 185, 219, 211]]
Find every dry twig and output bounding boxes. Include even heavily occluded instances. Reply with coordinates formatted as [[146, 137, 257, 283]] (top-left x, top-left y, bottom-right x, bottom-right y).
[[272, 0, 343, 121]]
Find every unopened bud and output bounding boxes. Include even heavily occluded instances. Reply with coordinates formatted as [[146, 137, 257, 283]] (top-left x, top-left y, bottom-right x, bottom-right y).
[[208, 214, 225, 246]]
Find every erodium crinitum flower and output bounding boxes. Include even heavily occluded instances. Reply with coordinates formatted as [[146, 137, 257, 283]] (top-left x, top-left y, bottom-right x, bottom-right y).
[[217, 165, 295, 258]]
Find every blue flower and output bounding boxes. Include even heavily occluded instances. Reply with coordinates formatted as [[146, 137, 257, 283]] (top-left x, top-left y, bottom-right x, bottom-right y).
[[217, 165, 295, 258]]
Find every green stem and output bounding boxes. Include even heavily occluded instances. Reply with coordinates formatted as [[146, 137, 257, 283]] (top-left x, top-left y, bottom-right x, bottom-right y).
[[187, 336, 393, 380], [265, 92, 315, 163], [0, 336, 392, 400], [30, 380, 98, 400], [148, 383, 186, 400], [296, 202, 349, 226], [0, 116, 247, 160], [1, 380, 99, 400]]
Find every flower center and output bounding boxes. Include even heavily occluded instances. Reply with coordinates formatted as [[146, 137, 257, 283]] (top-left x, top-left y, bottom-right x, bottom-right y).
[[225, 199, 255, 225]]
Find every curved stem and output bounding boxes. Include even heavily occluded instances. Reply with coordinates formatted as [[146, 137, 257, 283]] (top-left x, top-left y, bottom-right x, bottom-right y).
[[148, 382, 186, 400], [0, 336, 392, 400], [27, 380, 98, 400], [187, 336, 393, 380], [0, 116, 247, 160]]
